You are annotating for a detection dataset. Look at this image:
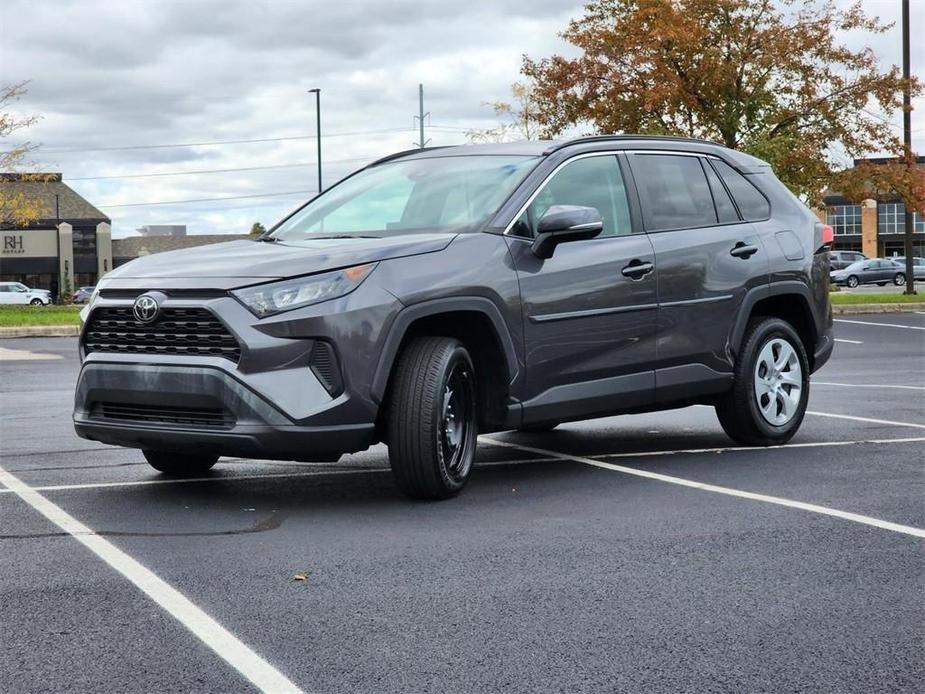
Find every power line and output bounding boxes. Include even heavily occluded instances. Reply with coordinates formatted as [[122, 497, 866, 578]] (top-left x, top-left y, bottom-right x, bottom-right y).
[[68, 156, 371, 181], [98, 189, 316, 209], [35, 127, 417, 154]]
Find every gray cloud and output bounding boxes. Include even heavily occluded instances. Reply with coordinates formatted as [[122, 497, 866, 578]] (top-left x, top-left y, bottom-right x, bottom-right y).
[[1, 0, 920, 237]]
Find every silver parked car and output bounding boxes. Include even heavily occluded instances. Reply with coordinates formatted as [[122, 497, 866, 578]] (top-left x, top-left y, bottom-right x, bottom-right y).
[[830, 259, 907, 288], [0, 281, 52, 305], [894, 257, 925, 281]]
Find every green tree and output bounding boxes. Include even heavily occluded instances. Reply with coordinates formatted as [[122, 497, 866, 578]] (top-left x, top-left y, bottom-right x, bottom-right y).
[[250, 222, 267, 236], [522, 0, 923, 208]]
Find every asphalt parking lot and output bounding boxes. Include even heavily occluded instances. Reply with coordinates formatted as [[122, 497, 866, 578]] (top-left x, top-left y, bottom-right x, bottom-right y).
[[1, 313, 923, 693]]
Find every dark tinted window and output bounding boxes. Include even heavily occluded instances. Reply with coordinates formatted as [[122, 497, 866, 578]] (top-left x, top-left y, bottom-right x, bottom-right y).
[[632, 154, 716, 230], [702, 158, 739, 223], [710, 160, 770, 220], [515, 155, 632, 238]]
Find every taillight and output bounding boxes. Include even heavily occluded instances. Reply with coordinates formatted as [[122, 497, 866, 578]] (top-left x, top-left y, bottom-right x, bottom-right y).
[[821, 224, 834, 247]]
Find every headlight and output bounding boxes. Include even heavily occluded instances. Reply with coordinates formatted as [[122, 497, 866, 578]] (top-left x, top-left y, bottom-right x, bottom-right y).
[[232, 263, 377, 317]]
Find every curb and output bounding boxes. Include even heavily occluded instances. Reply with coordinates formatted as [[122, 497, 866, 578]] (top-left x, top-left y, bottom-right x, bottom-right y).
[[832, 303, 925, 315], [0, 325, 81, 338]]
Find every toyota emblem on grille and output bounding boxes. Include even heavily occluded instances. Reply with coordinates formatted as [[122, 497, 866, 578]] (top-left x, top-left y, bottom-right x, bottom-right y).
[[133, 294, 160, 323]]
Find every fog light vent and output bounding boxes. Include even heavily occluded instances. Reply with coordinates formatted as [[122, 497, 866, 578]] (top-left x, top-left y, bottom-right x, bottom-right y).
[[310, 341, 342, 395]]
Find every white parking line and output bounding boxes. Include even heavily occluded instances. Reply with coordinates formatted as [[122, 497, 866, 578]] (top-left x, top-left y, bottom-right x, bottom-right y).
[[814, 381, 925, 391], [593, 437, 925, 460], [834, 318, 925, 331], [480, 438, 925, 539], [0, 464, 305, 694], [0, 468, 374, 494], [834, 338, 863, 344], [805, 411, 925, 429]]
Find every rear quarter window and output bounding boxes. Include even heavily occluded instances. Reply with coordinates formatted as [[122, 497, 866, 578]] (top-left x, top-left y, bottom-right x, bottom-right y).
[[710, 159, 771, 221]]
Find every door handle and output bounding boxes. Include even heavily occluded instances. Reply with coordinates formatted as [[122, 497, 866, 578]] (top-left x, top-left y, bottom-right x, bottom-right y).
[[730, 242, 759, 259], [621, 260, 654, 279]]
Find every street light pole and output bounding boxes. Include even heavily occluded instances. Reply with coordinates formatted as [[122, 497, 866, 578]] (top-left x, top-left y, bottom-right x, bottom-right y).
[[308, 88, 322, 194], [901, 0, 916, 295]]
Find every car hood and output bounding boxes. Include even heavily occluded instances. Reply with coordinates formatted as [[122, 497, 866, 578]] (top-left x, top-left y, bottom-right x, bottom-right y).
[[106, 233, 457, 284]]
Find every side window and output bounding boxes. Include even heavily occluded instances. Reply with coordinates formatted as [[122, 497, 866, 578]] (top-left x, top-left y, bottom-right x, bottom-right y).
[[702, 158, 739, 223], [513, 155, 632, 238], [710, 159, 771, 221], [631, 154, 716, 230]]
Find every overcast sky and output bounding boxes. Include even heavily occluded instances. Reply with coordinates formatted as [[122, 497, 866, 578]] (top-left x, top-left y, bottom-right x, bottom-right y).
[[1, 0, 921, 238]]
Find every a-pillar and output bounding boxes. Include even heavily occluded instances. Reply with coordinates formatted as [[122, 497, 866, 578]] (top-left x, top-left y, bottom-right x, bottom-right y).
[[861, 199, 878, 258]]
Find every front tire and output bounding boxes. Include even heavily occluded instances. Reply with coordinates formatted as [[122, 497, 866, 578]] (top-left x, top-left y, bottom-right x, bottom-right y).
[[29, 298, 43, 306], [715, 317, 809, 446], [894, 273, 906, 286], [386, 337, 478, 500], [846, 275, 860, 288], [143, 449, 218, 476]]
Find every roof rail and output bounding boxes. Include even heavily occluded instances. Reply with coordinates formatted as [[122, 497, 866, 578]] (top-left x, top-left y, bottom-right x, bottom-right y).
[[366, 145, 454, 168], [543, 134, 722, 155]]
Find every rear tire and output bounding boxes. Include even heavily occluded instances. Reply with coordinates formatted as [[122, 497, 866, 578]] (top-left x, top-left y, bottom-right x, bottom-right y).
[[143, 449, 218, 476], [715, 317, 809, 447], [386, 337, 478, 500], [894, 273, 906, 286]]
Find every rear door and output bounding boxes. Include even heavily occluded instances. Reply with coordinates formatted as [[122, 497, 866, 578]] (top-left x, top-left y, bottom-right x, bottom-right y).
[[626, 152, 770, 397], [505, 153, 657, 421]]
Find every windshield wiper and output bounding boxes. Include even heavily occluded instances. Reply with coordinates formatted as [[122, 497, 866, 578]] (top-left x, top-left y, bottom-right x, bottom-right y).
[[299, 234, 381, 240], [255, 235, 279, 243]]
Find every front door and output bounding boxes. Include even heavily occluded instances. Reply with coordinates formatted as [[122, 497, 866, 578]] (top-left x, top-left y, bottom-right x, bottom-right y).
[[505, 153, 657, 423]]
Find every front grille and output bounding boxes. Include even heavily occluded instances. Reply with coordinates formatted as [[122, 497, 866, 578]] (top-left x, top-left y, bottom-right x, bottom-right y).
[[84, 306, 241, 362], [91, 402, 234, 428]]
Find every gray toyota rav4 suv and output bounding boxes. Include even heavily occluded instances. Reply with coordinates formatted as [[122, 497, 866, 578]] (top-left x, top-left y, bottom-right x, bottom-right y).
[[75, 136, 834, 499]]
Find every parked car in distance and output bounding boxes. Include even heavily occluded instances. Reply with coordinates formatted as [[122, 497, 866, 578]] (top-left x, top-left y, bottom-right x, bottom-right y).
[[894, 257, 925, 281], [0, 281, 52, 305], [830, 258, 906, 288], [74, 136, 834, 500], [828, 250, 866, 270], [72, 286, 96, 304]]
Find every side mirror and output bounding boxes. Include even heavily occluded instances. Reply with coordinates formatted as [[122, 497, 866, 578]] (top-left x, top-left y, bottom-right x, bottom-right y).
[[531, 205, 604, 259]]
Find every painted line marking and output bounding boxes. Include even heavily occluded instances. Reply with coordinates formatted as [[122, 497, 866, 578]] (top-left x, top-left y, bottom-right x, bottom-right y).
[[594, 437, 925, 460], [834, 338, 863, 344], [814, 381, 925, 391], [0, 347, 63, 361], [805, 411, 925, 430], [3, 440, 920, 495], [0, 464, 305, 694], [834, 318, 925, 331], [0, 458, 555, 494], [480, 438, 925, 539]]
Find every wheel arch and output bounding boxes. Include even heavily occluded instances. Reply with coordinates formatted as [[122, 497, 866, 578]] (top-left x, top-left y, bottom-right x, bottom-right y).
[[731, 283, 819, 369], [370, 297, 520, 429]]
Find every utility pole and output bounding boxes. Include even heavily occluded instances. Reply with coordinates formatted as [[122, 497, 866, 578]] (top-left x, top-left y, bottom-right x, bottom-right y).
[[413, 83, 430, 149], [308, 88, 322, 193], [901, 0, 916, 295]]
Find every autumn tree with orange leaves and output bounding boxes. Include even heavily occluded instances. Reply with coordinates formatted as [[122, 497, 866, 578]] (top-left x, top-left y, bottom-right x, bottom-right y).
[[522, 0, 923, 211]]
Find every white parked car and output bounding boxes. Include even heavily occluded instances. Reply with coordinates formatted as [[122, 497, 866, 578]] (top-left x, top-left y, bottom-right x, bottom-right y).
[[0, 281, 53, 305]]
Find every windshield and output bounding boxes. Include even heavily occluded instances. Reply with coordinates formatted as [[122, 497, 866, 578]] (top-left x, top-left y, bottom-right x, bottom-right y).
[[271, 155, 540, 239]]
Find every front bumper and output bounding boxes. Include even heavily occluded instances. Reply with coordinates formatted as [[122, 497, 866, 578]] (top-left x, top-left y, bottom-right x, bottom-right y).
[[73, 362, 375, 460], [74, 283, 400, 461]]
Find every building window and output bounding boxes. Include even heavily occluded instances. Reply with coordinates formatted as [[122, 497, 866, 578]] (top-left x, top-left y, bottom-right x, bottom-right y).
[[827, 205, 862, 235], [878, 202, 924, 234]]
